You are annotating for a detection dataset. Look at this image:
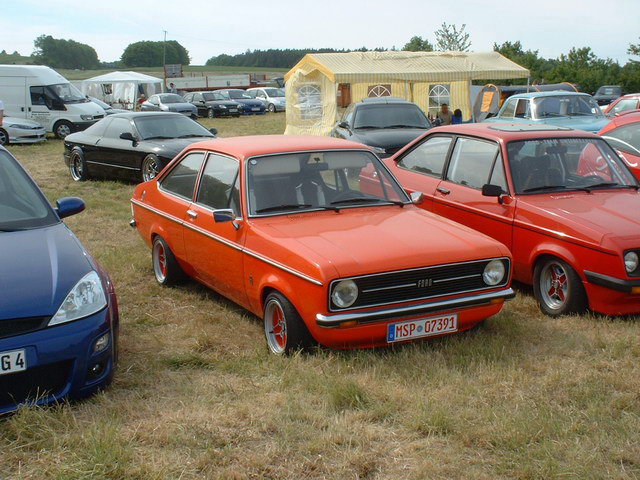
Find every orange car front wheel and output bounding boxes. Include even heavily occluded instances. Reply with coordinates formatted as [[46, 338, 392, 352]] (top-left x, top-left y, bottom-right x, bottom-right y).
[[263, 292, 314, 355]]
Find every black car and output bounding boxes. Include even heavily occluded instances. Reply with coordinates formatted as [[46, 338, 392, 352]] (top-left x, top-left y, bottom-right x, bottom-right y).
[[63, 112, 216, 182], [330, 97, 431, 157], [216, 89, 266, 115], [594, 86, 623, 106], [183, 91, 241, 118]]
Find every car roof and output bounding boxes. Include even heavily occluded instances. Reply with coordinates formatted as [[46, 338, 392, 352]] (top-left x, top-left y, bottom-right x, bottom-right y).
[[107, 112, 185, 119], [507, 91, 592, 99], [184, 135, 370, 160], [617, 93, 640, 100], [427, 123, 599, 142], [359, 97, 412, 105]]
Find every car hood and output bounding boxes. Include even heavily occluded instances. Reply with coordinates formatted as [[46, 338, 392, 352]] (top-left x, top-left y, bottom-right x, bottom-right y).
[[165, 103, 196, 110], [0, 223, 93, 320], [252, 206, 509, 279], [517, 190, 640, 250], [351, 128, 429, 150], [232, 99, 263, 107], [3, 116, 44, 129], [538, 116, 610, 132]]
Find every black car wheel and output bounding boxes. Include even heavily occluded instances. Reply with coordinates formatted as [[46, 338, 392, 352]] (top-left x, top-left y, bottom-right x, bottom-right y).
[[0, 128, 8, 145], [268, 103, 276, 113], [141, 154, 160, 182], [69, 148, 89, 181], [207, 108, 215, 118], [54, 120, 74, 139]]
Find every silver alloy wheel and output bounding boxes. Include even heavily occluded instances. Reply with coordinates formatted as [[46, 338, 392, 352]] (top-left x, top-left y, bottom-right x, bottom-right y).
[[0, 129, 8, 145], [268, 103, 276, 113], [152, 239, 167, 283], [56, 123, 72, 138], [207, 108, 214, 118], [539, 260, 569, 310], [142, 156, 159, 182], [70, 152, 83, 181], [264, 298, 287, 355]]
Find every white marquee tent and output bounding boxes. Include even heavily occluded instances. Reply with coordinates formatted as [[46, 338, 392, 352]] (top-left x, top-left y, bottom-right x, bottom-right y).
[[80, 71, 163, 109]]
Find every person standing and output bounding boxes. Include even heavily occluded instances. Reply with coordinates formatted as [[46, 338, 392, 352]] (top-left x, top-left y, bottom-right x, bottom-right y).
[[168, 82, 177, 94], [0, 99, 4, 126], [452, 108, 463, 124], [436, 103, 453, 126]]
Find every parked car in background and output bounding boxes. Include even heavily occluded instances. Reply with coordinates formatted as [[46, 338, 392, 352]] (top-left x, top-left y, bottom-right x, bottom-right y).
[[0, 116, 46, 146], [88, 96, 129, 115], [63, 112, 216, 182], [0, 146, 119, 414], [482, 92, 609, 133], [130, 135, 513, 354], [140, 94, 198, 119], [600, 111, 640, 179], [593, 85, 622, 106], [246, 87, 286, 112], [330, 97, 431, 158], [377, 123, 640, 316], [215, 89, 266, 115], [602, 93, 640, 116], [182, 91, 241, 118]]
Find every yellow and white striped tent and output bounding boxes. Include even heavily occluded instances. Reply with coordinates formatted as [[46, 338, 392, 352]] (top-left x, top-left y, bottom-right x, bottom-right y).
[[284, 51, 530, 135]]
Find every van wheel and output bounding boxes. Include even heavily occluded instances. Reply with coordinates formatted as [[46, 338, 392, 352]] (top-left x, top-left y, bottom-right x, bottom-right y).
[[69, 148, 89, 181], [54, 120, 74, 139], [263, 292, 314, 355], [533, 257, 587, 316], [152, 236, 186, 286], [267, 103, 276, 113], [0, 129, 8, 145], [141, 154, 160, 182]]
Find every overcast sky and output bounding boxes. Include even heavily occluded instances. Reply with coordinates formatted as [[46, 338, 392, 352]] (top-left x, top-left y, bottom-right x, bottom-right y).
[[2, 0, 638, 65]]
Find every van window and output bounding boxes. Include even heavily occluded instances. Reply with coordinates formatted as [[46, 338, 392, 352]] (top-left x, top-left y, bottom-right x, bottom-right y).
[[30, 86, 55, 108]]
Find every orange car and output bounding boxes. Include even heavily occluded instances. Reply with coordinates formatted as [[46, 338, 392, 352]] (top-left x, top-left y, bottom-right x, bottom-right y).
[[130, 135, 514, 354]]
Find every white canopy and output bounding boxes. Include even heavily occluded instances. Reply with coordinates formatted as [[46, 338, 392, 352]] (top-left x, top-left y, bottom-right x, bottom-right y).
[[80, 71, 163, 109]]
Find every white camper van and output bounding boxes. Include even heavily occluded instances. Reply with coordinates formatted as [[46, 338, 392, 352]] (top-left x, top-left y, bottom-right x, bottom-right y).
[[0, 65, 105, 138]]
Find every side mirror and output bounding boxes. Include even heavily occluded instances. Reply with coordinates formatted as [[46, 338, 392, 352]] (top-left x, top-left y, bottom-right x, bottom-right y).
[[209, 128, 218, 136], [56, 197, 85, 219], [213, 209, 235, 223], [119, 132, 136, 143], [410, 191, 424, 205], [482, 184, 503, 197], [338, 121, 350, 129]]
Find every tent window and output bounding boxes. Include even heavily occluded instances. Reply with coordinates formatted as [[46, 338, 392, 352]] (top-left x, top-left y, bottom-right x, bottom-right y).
[[297, 84, 323, 122], [428, 84, 450, 116], [368, 84, 391, 97]]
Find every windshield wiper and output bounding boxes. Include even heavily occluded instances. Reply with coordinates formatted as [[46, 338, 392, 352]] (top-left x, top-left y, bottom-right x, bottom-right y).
[[255, 204, 340, 214], [353, 125, 380, 129], [540, 112, 565, 118], [177, 134, 210, 138], [331, 196, 404, 207], [144, 136, 173, 140], [386, 124, 426, 129], [584, 182, 623, 190], [522, 185, 593, 194]]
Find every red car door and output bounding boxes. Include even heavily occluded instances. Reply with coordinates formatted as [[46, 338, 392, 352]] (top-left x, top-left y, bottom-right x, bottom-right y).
[[432, 136, 515, 251], [183, 152, 248, 307]]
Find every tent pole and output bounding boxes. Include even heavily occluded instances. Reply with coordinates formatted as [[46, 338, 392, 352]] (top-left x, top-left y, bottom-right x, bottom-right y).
[[527, 76, 531, 93]]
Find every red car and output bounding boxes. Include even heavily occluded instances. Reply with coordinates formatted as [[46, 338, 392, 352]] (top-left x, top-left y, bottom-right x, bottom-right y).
[[599, 111, 640, 179], [131, 135, 514, 354], [602, 93, 640, 116], [375, 123, 640, 316]]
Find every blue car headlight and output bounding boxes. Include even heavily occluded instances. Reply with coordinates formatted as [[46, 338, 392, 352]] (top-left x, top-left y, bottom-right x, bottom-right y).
[[49, 271, 107, 326]]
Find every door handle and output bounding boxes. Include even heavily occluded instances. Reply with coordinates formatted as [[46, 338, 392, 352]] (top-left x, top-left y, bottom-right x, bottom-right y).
[[436, 186, 451, 195], [186, 210, 198, 219]]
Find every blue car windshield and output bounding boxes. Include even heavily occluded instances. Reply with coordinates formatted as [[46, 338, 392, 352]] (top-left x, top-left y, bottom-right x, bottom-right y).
[[0, 150, 58, 231], [533, 95, 603, 119]]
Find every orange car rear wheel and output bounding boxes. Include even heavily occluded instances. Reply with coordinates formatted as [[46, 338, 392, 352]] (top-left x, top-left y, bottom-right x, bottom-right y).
[[263, 292, 314, 355], [152, 236, 186, 286]]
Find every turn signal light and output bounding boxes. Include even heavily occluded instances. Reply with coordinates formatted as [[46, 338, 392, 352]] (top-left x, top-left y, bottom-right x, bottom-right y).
[[490, 298, 505, 305], [631, 287, 640, 295], [339, 320, 358, 328]]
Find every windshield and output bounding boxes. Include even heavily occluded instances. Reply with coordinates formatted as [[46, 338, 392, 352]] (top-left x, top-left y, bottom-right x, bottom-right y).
[[597, 87, 621, 96], [533, 95, 603, 119], [247, 150, 409, 215], [0, 150, 58, 231], [264, 88, 284, 97], [134, 115, 214, 140], [159, 94, 185, 104], [49, 83, 88, 104], [90, 97, 111, 109], [507, 138, 638, 194], [203, 93, 221, 101], [228, 90, 252, 100], [353, 104, 430, 129]]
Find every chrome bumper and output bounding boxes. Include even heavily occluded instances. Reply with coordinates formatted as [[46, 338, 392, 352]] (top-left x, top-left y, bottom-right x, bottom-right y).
[[315, 288, 515, 327]]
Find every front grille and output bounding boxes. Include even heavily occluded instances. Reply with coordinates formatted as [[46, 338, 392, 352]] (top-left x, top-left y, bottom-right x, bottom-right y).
[[330, 258, 510, 311], [0, 317, 49, 340], [0, 360, 72, 407]]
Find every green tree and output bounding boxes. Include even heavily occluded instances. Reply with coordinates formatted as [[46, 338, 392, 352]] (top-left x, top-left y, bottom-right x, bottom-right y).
[[32, 35, 99, 69], [121, 40, 190, 67], [403, 36, 434, 52], [434, 23, 471, 52], [628, 38, 640, 58]]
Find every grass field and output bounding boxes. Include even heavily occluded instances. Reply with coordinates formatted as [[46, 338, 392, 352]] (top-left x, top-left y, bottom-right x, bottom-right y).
[[1, 113, 640, 480]]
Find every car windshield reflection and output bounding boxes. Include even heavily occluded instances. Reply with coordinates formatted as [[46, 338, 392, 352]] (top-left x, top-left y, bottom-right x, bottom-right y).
[[134, 116, 214, 140]]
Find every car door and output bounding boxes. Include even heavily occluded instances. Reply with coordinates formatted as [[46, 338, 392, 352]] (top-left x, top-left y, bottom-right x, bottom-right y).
[[431, 136, 515, 250], [97, 117, 142, 173], [191, 93, 205, 115], [183, 152, 248, 306], [386, 134, 454, 208]]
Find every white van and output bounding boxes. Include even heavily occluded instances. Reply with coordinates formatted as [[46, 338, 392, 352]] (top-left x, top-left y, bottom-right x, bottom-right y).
[[0, 65, 105, 138]]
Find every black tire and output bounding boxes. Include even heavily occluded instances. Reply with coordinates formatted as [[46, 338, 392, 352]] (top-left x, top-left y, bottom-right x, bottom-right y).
[[141, 154, 161, 182], [533, 257, 587, 316], [263, 291, 314, 355], [207, 108, 215, 118], [190, 114, 198, 121], [152, 236, 186, 286], [54, 120, 74, 139], [267, 103, 276, 113], [69, 148, 89, 181], [0, 128, 8, 145]]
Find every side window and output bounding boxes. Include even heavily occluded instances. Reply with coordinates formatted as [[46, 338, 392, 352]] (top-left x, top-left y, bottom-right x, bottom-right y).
[[194, 94, 202, 102], [488, 153, 508, 192], [161, 152, 206, 199], [603, 124, 640, 155], [184, 93, 192, 101], [343, 104, 355, 125], [196, 154, 240, 213], [500, 99, 517, 118], [30, 86, 47, 106], [514, 99, 530, 118], [611, 99, 639, 115], [447, 138, 499, 189], [149, 96, 159, 105], [397, 136, 452, 177], [104, 118, 133, 138]]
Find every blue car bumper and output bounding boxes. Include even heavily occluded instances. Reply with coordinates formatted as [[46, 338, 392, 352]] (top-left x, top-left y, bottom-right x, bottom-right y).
[[0, 298, 118, 414]]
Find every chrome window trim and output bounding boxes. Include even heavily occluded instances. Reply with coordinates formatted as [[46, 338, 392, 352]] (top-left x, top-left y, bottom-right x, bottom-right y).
[[193, 152, 243, 218]]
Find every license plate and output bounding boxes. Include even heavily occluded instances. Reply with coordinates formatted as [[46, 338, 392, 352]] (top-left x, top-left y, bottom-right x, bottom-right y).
[[0, 349, 27, 375], [251, 107, 260, 111], [229, 109, 237, 112], [387, 314, 458, 343]]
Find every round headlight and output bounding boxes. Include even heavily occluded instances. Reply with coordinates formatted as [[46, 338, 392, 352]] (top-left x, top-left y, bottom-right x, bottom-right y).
[[624, 251, 639, 273], [331, 280, 358, 308], [483, 260, 506, 286]]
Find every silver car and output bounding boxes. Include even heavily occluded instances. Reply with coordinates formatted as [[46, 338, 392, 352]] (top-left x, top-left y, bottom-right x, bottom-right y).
[[247, 87, 286, 113], [0, 116, 46, 145], [140, 94, 198, 119]]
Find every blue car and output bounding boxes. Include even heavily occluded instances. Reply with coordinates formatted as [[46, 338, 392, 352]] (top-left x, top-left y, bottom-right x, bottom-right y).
[[215, 89, 266, 115], [0, 146, 118, 414], [483, 91, 609, 133]]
